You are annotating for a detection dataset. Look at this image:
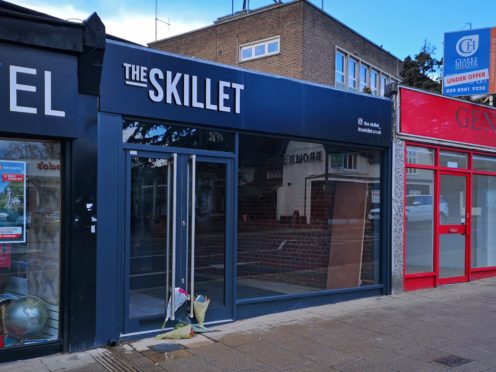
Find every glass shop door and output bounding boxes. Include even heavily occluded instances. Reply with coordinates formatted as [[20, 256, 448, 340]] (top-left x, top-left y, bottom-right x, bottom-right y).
[[437, 172, 470, 285], [123, 151, 233, 334]]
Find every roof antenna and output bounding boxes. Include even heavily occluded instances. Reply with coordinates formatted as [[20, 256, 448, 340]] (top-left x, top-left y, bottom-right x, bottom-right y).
[[155, 0, 170, 41], [243, 0, 281, 12]]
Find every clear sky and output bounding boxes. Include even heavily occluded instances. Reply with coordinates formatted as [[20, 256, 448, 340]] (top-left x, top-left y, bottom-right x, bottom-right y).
[[7, 0, 496, 60]]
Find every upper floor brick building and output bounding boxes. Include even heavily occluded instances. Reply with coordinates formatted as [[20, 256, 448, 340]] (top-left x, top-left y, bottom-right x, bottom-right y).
[[149, 0, 403, 96]]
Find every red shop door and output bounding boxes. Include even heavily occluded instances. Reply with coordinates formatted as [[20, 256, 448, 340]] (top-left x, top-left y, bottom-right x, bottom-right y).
[[437, 172, 470, 285]]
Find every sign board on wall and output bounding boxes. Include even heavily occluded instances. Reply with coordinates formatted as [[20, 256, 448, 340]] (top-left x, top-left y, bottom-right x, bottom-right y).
[[443, 27, 496, 97], [399, 87, 496, 148], [0, 43, 78, 138], [101, 41, 392, 147], [0, 161, 26, 243]]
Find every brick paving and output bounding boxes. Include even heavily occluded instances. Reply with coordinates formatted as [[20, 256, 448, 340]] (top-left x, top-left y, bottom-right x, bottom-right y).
[[2, 278, 496, 371]]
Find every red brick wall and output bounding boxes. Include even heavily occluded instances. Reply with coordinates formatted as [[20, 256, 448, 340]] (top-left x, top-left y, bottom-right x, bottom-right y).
[[150, 0, 402, 86], [150, 2, 305, 80], [303, 3, 402, 85]]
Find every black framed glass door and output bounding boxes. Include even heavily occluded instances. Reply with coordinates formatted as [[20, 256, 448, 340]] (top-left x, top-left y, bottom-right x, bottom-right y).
[[123, 151, 233, 333]]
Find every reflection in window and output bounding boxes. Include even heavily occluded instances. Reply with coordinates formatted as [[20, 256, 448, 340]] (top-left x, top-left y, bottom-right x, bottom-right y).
[[343, 153, 358, 170], [122, 120, 234, 152], [440, 151, 468, 169], [370, 70, 378, 95], [406, 146, 434, 166], [380, 75, 387, 96], [440, 174, 465, 225], [335, 52, 345, 88], [473, 155, 496, 172], [360, 65, 368, 92], [237, 135, 381, 299], [405, 169, 434, 273], [472, 175, 496, 268], [348, 58, 357, 90], [0, 138, 61, 349]]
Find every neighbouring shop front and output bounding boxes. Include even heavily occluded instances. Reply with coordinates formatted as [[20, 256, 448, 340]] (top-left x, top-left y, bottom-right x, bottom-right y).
[[0, 4, 105, 362], [394, 86, 496, 291], [95, 40, 393, 343]]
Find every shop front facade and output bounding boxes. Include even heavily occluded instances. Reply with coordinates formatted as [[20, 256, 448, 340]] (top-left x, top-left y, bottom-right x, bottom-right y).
[[0, 4, 105, 362], [392, 86, 496, 292], [95, 41, 393, 343]]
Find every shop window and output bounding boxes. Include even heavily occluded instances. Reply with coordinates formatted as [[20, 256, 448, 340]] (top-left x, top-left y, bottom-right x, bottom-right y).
[[473, 154, 496, 172], [122, 120, 235, 152], [406, 148, 418, 174], [239, 37, 280, 62], [406, 146, 434, 166], [440, 150, 468, 169], [237, 134, 381, 299], [405, 169, 434, 274], [472, 175, 496, 269], [0, 138, 61, 349]]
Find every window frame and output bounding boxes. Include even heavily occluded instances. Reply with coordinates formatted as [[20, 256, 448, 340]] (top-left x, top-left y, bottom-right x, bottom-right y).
[[370, 69, 379, 95], [404, 142, 496, 291], [359, 63, 369, 93], [380, 75, 388, 96], [343, 153, 358, 170], [239, 36, 281, 63], [237, 132, 385, 300], [335, 51, 346, 89], [335, 47, 398, 96], [348, 57, 358, 91]]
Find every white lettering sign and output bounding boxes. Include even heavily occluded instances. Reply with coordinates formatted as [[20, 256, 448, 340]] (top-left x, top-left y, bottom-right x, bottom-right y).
[[9, 65, 66, 117], [123, 63, 245, 114]]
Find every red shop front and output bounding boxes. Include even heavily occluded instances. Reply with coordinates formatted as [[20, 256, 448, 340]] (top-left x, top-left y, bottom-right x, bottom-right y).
[[398, 87, 496, 291]]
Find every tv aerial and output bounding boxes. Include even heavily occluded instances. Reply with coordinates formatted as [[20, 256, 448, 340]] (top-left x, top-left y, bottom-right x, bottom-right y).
[[154, 0, 171, 41]]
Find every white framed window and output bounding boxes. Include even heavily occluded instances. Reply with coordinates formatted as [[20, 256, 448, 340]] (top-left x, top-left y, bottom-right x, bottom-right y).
[[380, 75, 388, 96], [348, 57, 357, 90], [360, 64, 368, 92], [370, 69, 378, 95], [335, 47, 398, 96], [239, 37, 280, 62], [335, 52, 345, 88], [343, 153, 358, 170]]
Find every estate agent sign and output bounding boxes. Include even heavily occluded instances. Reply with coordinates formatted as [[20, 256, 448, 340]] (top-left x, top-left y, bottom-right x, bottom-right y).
[[443, 27, 496, 97]]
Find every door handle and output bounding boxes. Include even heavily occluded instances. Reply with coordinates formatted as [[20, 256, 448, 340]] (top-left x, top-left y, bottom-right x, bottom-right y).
[[189, 155, 196, 318], [166, 160, 171, 320], [171, 153, 177, 321]]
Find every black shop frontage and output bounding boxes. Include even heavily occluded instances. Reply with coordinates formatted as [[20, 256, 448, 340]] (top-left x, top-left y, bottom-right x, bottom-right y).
[[95, 41, 393, 344], [0, 4, 393, 358], [0, 3, 105, 362]]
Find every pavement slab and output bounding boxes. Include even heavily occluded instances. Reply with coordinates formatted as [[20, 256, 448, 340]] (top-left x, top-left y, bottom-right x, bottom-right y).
[[3, 278, 496, 371], [0, 358, 50, 372]]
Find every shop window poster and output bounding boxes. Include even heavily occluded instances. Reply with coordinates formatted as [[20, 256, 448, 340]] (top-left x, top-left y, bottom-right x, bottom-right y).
[[0, 161, 26, 243]]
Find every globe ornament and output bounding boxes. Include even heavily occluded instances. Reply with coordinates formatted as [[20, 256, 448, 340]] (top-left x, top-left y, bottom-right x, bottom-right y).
[[5, 296, 49, 339]]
